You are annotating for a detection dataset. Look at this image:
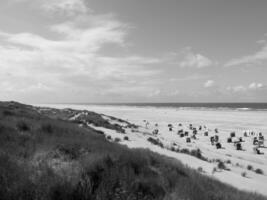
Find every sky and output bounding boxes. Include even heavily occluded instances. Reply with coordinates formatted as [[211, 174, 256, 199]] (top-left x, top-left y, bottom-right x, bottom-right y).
[[0, 0, 267, 103]]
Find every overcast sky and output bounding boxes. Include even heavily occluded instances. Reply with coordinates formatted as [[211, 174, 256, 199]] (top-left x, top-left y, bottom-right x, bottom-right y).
[[1, 0, 267, 103]]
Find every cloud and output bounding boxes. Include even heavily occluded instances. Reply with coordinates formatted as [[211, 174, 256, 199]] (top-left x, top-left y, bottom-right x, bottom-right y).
[[226, 82, 264, 93], [12, 0, 89, 17], [168, 90, 180, 96], [226, 85, 247, 93], [148, 89, 161, 97], [204, 80, 214, 88], [248, 82, 263, 89], [179, 48, 214, 68], [0, 3, 162, 102], [225, 38, 267, 67], [41, 0, 88, 16], [169, 74, 207, 82]]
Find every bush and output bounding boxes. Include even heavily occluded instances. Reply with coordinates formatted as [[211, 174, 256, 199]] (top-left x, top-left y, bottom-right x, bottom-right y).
[[147, 137, 164, 148], [217, 160, 226, 170], [2, 110, 14, 116], [255, 168, 264, 175], [197, 167, 204, 173], [180, 148, 190, 154], [247, 165, 253, 171], [41, 123, 53, 133], [94, 129, 105, 135], [190, 149, 202, 159], [114, 137, 121, 143], [241, 172, 247, 177], [124, 136, 129, 140], [16, 120, 30, 132], [106, 135, 112, 140], [170, 146, 176, 152]]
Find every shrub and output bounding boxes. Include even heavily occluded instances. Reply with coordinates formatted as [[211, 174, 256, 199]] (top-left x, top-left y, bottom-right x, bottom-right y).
[[190, 149, 202, 159], [147, 137, 164, 148], [106, 135, 112, 140], [197, 167, 203, 173], [170, 146, 176, 152], [190, 149, 208, 161], [217, 160, 226, 170], [16, 120, 30, 132], [226, 160, 231, 164], [247, 165, 253, 171], [2, 110, 14, 116], [114, 137, 121, 143], [255, 168, 264, 175], [241, 172, 247, 177], [41, 123, 53, 133], [124, 136, 129, 140], [95, 130, 105, 135], [180, 148, 190, 154]]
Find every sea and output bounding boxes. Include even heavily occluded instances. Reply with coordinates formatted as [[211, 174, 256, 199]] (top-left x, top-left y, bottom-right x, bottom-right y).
[[38, 102, 267, 135], [69, 102, 267, 111]]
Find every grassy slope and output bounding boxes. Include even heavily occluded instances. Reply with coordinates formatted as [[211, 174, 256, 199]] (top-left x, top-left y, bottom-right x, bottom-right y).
[[0, 101, 266, 200]]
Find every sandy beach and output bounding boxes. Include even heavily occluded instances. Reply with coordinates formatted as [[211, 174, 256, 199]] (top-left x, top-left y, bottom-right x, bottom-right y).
[[38, 104, 267, 196]]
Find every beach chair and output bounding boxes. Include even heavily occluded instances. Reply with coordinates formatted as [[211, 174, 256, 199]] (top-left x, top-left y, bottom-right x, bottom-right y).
[[152, 129, 159, 135], [186, 137, 191, 143], [253, 147, 261, 154], [210, 136, 215, 145], [230, 132, 235, 137], [259, 135, 264, 141], [214, 135, 219, 142], [253, 137, 258, 145], [216, 143, 222, 149], [258, 140, 264, 147], [236, 143, 242, 150]]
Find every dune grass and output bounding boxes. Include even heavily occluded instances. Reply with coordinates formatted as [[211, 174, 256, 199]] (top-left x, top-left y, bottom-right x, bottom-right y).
[[0, 101, 266, 200]]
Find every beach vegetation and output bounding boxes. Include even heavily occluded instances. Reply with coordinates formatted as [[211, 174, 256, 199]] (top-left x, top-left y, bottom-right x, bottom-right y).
[[217, 160, 227, 170], [241, 172, 247, 177], [247, 165, 253, 171], [255, 168, 264, 175]]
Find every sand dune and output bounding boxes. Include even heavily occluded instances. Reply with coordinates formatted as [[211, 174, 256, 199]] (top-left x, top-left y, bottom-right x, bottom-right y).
[[38, 104, 267, 196]]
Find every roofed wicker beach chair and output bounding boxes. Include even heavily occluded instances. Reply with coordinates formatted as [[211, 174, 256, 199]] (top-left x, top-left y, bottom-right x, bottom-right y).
[[230, 132, 235, 137], [216, 142, 222, 149], [236, 142, 242, 150]]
